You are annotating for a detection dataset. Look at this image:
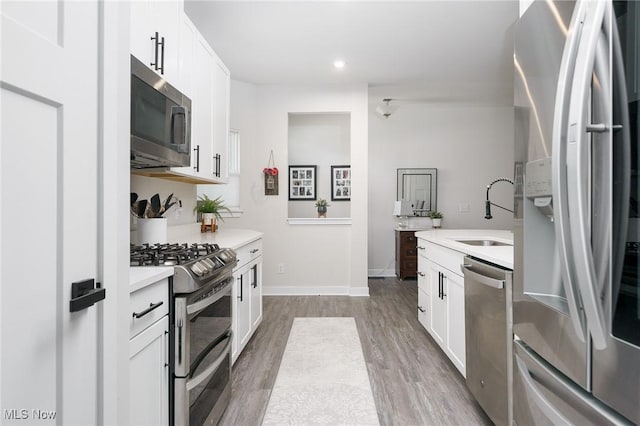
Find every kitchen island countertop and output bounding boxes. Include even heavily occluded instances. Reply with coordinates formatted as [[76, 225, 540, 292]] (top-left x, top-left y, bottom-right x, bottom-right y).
[[414, 229, 513, 269]]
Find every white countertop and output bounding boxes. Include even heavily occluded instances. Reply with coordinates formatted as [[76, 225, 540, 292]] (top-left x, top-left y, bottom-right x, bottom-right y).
[[166, 224, 263, 249], [414, 229, 514, 269], [130, 266, 174, 293]]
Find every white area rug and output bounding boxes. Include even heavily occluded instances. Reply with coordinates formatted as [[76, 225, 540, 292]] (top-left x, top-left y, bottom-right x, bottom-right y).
[[262, 317, 380, 425]]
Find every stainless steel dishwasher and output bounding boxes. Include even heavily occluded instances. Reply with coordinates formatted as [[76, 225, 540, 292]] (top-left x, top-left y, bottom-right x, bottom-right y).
[[461, 256, 513, 426]]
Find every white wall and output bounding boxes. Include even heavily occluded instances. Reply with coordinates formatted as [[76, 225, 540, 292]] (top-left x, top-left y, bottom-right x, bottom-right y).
[[368, 102, 514, 276], [288, 113, 351, 218], [223, 81, 369, 295], [130, 175, 197, 233]]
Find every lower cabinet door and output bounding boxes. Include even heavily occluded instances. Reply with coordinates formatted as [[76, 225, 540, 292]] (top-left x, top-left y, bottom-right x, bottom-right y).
[[232, 264, 252, 363], [250, 259, 262, 329], [446, 272, 466, 376], [129, 316, 169, 426], [429, 266, 447, 349]]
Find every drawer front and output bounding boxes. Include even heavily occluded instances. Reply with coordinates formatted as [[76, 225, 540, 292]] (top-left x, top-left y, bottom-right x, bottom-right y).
[[401, 259, 417, 272], [402, 246, 418, 258], [235, 238, 263, 270], [130, 277, 169, 339], [400, 232, 418, 245], [418, 239, 465, 276]]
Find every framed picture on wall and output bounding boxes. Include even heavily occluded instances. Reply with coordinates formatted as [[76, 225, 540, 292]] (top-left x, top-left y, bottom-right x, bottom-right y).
[[331, 165, 351, 201], [289, 165, 317, 200]]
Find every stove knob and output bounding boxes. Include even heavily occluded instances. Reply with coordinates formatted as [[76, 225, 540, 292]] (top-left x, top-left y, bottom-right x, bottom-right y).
[[201, 258, 215, 270], [199, 261, 211, 274], [191, 263, 205, 276]]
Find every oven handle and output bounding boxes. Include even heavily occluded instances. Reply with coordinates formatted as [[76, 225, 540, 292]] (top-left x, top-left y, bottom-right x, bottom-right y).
[[186, 278, 233, 316], [184, 331, 232, 390]]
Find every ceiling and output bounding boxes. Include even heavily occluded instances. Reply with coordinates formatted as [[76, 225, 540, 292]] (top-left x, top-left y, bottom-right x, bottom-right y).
[[184, 1, 519, 105]]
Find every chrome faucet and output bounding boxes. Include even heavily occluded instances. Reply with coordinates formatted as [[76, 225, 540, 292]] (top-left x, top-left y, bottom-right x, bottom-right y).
[[485, 178, 514, 219]]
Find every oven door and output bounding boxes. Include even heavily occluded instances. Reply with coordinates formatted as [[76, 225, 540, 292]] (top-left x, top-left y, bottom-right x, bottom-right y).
[[175, 278, 232, 426]]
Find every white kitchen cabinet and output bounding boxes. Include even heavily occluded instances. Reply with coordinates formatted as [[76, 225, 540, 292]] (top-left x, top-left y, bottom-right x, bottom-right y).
[[417, 254, 430, 330], [233, 262, 252, 358], [211, 55, 230, 180], [231, 238, 263, 364], [417, 239, 466, 377], [250, 260, 263, 329], [177, 14, 197, 98], [446, 271, 466, 374], [138, 18, 229, 185], [129, 274, 171, 425], [129, 316, 169, 426], [130, 0, 182, 85]]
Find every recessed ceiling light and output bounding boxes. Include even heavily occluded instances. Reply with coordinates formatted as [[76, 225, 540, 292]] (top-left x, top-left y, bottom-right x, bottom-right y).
[[333, 60, 346, 69]]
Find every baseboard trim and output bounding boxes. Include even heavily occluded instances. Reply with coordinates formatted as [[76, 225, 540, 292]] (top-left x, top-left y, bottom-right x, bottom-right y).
[[368, 268, 396, 278], [263, 286, 369, 297]]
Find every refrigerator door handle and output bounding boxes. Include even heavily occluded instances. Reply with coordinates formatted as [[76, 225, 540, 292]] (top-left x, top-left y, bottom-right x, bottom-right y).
[[566, 0, 608, 350], [515, 354, 571, 426], [551, 0, 589, 343]]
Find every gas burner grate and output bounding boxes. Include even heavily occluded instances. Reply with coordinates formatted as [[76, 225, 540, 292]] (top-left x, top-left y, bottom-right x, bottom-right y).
[[129, 242, 222, 266]]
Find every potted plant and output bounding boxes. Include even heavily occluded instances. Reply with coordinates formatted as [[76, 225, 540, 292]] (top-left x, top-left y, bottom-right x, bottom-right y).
[[428, 210, 443, 228], [194, 195, 231, 231], [315, 198, 329, 218]]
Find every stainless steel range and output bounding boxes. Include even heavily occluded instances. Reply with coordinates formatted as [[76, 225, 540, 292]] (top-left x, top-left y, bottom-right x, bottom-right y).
[[130, 242, 237, 426]]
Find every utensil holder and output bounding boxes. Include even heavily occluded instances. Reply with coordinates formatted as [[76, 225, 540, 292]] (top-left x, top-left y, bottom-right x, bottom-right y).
[[137, 218, 168, 244]]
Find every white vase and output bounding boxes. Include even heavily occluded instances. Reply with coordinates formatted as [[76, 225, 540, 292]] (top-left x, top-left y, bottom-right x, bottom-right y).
[[432, 218, 442, 228], [202, 213, 215, 225], [137, 218, 168, 244]]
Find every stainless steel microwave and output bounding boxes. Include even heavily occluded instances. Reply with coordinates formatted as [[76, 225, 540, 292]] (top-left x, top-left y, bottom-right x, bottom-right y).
[[130, 55, 191, 168]]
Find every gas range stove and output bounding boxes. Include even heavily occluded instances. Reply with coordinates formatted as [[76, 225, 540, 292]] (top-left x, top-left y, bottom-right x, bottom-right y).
[[130, 243, 237, 294]]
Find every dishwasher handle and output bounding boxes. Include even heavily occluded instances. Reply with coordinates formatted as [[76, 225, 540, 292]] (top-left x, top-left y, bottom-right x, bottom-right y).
[[461, 264, 504, 289]]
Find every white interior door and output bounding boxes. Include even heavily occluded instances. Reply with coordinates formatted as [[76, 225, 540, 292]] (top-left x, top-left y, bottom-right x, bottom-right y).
[[1, 1, 102, 424]]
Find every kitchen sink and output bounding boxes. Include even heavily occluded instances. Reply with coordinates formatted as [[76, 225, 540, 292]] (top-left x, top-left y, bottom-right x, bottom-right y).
[[455, 239, 512, 247]]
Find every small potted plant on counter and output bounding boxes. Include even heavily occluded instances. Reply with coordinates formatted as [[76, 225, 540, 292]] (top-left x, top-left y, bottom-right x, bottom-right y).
[[315, 198, 329, 218], [428, 210, 443, 228], [194, 194, 231, 232]]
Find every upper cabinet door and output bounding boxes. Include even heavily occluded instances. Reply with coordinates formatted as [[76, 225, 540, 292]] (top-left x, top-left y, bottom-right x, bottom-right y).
[[130, 0, 182, 85], [178, 14, 197, 98], [212, 55, 230, 181]]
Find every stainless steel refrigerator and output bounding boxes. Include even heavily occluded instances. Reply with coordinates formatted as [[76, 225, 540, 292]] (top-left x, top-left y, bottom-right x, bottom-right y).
[[514, 0, 639, 424]]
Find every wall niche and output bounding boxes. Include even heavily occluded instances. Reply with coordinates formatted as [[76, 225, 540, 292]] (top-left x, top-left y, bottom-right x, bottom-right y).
[[287, 113, 351, 219]]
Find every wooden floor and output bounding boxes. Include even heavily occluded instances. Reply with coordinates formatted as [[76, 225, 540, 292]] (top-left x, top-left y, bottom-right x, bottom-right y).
[[220, 278, 492, 426]]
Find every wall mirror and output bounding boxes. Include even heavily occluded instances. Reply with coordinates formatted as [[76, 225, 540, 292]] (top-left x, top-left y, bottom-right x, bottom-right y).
[[397, 168, 437, 214]]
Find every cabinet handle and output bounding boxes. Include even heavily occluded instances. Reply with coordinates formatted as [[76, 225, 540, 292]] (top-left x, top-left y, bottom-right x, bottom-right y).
[[193, 145, 200, 172], [252, 265, 258, 288], [418, 306, 426, 313], [132, 301, 164, 319], [213, 153, 221, 177], [164, 330, 169, 368], [150, 32, 165, 74], [159, 35, 165, 74], [250, 248, 259, 254], [237, 276, 243, 301], [418, 272, 425, 277], [417, 246, 425, 250], [438, 272, 442, 299], [441, 274, 447, 299]]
